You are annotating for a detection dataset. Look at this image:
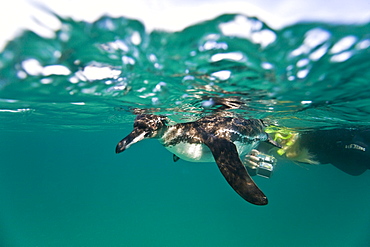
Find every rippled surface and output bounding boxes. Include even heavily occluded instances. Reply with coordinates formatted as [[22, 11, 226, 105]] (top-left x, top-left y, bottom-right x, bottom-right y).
[[1, 13, 370, 130]]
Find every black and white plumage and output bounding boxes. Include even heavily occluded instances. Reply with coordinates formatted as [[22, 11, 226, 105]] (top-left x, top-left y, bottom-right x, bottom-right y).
[[116, 114, 280, 205]]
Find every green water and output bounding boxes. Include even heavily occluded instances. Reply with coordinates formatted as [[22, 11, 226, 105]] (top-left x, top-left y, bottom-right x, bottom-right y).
[[0, 13, 369, 246]]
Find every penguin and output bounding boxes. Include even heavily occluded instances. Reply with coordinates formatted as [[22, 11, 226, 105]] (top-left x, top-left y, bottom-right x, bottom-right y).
[[116, 114, 280, 205]]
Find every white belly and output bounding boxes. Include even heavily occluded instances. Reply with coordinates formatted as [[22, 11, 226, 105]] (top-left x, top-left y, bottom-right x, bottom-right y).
[[165, 143, 214, 162], [164, 141, 259, 163]]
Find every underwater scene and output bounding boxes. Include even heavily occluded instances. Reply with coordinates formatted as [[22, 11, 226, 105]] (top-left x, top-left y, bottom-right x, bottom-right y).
[[0, 12, 370, 246]]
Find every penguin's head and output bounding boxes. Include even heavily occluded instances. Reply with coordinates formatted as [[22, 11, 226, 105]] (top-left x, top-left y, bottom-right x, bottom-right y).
[[116, 114, 168, 153]]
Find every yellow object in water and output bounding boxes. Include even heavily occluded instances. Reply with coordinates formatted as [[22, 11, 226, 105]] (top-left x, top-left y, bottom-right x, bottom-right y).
[[265, 126, 318, 164], [265, 126, 299, 156]]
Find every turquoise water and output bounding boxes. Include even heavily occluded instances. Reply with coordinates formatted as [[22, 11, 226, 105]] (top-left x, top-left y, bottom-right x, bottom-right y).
[[0, 13, 369, 246]]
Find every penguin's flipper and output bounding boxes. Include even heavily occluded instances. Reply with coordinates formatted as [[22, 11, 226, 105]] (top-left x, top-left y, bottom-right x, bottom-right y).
[[201, 135, 268, 205]]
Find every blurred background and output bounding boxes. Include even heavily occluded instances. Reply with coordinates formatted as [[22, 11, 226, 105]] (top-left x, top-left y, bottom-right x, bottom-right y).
[[1, 0, 370, 50]]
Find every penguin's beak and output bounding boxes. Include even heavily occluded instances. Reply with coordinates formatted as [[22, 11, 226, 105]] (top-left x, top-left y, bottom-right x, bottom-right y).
[[115, 129, 147, 153]]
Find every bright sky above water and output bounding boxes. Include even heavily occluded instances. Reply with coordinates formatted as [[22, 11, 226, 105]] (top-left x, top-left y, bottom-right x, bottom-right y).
[[1, 0, 370, 51]]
